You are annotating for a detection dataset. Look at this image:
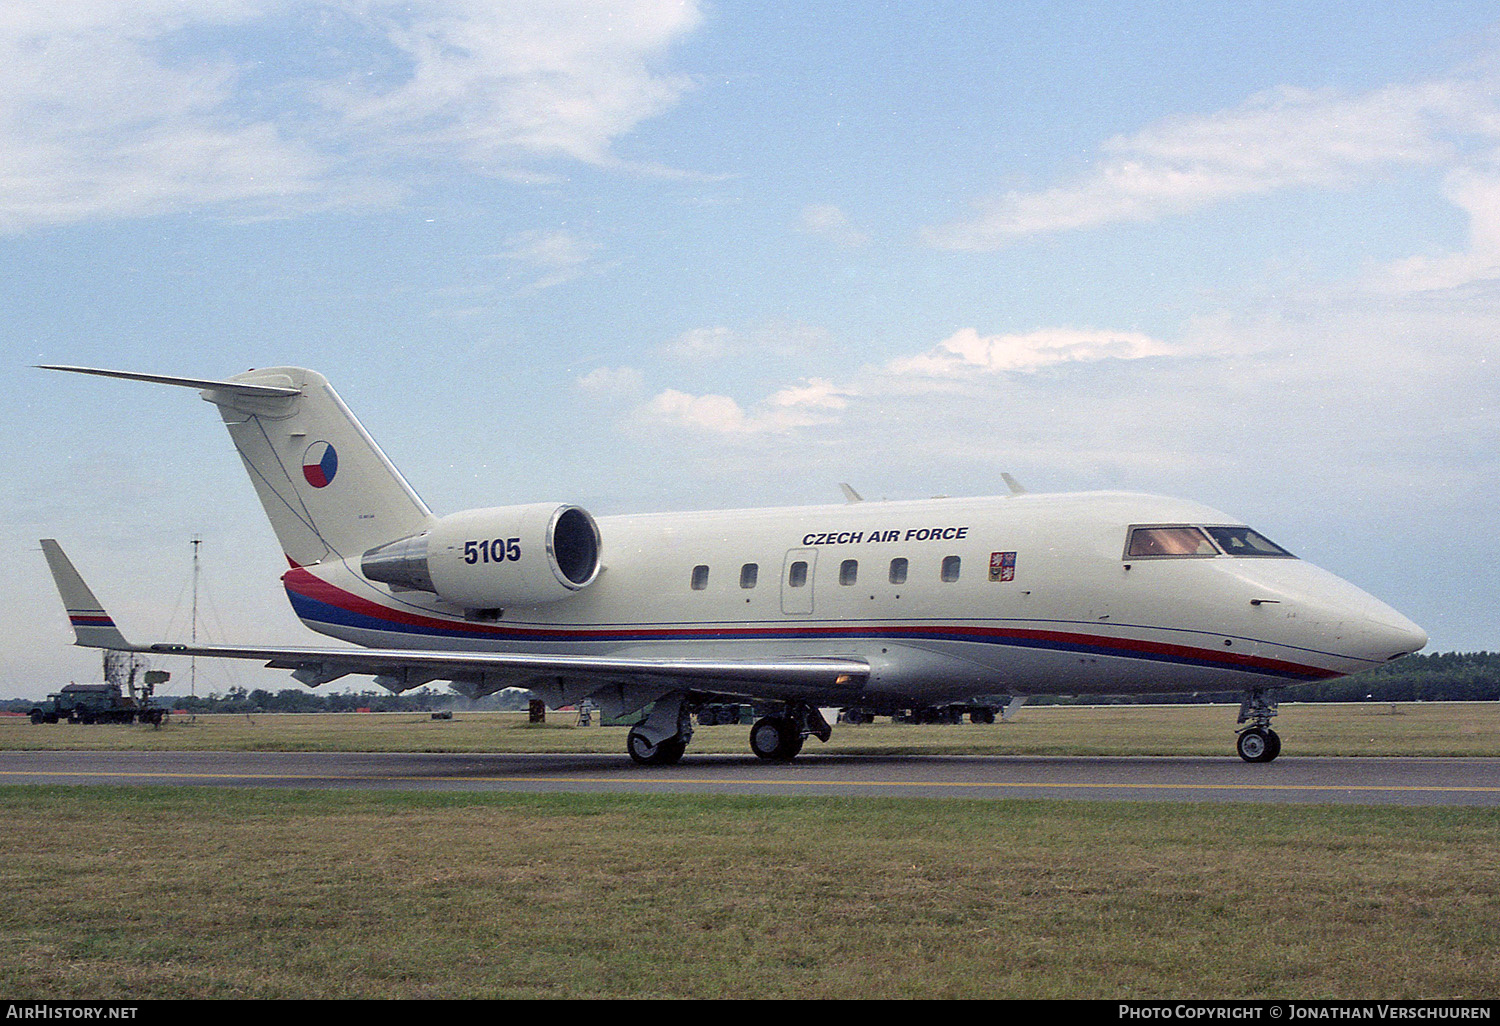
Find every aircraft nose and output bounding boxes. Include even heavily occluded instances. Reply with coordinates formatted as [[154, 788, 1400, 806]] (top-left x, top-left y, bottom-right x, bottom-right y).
[[1367, 615, 1427, 661], [1334, 606, 1428, 666]]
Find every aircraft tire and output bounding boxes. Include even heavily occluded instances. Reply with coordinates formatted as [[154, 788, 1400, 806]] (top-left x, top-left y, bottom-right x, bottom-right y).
[[750, 716, 803, 762], [627, 728, 687, 766], [1236, 727, 1279, 763], [1263, 728, 1282, 762]]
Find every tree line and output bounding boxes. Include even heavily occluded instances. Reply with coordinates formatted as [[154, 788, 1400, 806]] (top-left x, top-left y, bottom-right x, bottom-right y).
[[1030, 652, 1500, 705]]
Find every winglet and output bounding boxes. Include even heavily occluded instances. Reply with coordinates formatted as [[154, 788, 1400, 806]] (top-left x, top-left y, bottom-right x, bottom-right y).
[[39, 540, 135, 650]]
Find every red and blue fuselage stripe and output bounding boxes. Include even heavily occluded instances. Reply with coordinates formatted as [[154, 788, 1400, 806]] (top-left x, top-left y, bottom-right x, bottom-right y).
[[283, 568, 1342, 683]]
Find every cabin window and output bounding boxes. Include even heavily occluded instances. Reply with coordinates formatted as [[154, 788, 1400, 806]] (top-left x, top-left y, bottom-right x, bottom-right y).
[[840, 559, 858, 586], [788, 561, 809, 588], [1203, 526, 1295, 558], [1126, 526, 1218, 558], [740, 563, 759, 588], [691, 564, 710, 590], [941, 555, 961, 582], [889, 558, 908, 585]]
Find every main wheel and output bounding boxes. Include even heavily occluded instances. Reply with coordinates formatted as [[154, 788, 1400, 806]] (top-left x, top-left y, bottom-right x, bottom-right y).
[[1237, 727, 1279, 763], [627, 728, 687, 765], [749, 716, 804, 762]]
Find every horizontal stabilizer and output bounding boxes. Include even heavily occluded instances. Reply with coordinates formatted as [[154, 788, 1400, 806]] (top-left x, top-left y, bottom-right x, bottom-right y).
[[39, 540, 134, 651], [36, 365, 300, 398]]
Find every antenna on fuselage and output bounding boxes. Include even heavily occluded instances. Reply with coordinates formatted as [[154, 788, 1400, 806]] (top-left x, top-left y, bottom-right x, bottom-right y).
[[839, 483, 863, 504], [1001, 473, 1028, 495]]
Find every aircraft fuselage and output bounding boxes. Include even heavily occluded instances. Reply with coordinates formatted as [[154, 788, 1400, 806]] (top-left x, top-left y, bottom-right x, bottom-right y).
[[283, 489, 1426, 709]]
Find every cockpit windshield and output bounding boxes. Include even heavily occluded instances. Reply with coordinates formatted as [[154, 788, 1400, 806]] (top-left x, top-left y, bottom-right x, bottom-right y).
[[1126, 525, 1296, 559], [1126, 526, 1217, 557], [1202, 526, 1294, 558]]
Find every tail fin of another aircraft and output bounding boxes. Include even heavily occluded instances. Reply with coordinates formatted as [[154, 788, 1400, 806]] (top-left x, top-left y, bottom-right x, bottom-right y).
[[40, 539, 134, 650], [41, 365, 435, 568]]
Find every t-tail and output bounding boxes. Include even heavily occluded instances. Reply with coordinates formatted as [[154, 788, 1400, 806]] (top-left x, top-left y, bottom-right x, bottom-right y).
[[38, 366, 435, 569]]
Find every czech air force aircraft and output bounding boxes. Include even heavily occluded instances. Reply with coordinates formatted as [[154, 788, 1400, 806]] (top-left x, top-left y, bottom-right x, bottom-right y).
[[39, 365, 1427, 764]]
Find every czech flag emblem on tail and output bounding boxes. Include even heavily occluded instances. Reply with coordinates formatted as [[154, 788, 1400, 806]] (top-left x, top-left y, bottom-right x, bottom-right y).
[[302, 441, 338, 488]]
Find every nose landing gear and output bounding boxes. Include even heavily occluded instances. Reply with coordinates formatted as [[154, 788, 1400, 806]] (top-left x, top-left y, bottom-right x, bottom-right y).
[[1236, 688, 1282, 763]]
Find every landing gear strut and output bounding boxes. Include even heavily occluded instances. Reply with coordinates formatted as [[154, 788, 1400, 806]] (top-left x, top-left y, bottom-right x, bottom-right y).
[[749, 703, 831, 762], [1236, 688, 1282, 763]]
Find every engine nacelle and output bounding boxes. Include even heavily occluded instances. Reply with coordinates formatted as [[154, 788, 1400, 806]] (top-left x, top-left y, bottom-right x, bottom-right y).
[[362, 503, 601, 609]]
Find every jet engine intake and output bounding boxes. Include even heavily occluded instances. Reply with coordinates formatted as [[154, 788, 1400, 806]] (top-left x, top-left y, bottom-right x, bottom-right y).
[[362, 503, 601, 608]]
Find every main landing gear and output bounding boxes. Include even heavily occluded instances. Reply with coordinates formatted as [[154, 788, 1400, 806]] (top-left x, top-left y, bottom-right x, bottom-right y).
[[749, 704, 831, 763], [627, 727, 687, 765], [1236, 688, 1282, 763], [626, 694, 693, 766], [626, 698, 832, 765]]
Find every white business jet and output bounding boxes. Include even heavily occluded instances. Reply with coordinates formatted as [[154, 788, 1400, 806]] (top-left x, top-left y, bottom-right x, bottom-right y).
[[38, 365, 1427, 764]]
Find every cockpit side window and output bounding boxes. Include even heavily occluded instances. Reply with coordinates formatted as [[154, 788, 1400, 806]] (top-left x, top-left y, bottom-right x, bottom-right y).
[[1126, 526, 1218, 558], [1203, 526, 1295, 558]]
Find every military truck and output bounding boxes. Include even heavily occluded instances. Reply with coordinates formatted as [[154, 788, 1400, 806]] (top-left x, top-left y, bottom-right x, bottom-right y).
[[28, 682, 166, 725]]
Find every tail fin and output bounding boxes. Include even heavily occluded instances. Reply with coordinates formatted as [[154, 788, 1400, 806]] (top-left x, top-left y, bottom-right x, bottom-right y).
[[40, 539, 134, 650], [41, 365, 435, 567]]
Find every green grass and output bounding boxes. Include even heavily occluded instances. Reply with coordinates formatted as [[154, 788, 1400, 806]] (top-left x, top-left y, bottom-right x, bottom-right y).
[[0, 787, 1496, 999], [3, 701, 1498, 757]]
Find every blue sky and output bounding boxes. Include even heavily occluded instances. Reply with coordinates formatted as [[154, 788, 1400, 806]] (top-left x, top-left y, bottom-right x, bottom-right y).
[[3, 2, 1497, 698]]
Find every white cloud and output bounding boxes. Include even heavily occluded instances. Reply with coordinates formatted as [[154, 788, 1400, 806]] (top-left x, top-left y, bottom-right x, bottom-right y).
[[0, 1, 704, 232], [321, 0, 703, 168], [1372, 168, 1500, 292], [636, 377, 851, 436], [576, 365, 646, 397], [661, 323, 836, 362], [886, 327, 1176, 377], [798, 204, 868, 247], [923, 77, 1500, 249], [0, 3, 340, 232], [496, 228, 603, 291]]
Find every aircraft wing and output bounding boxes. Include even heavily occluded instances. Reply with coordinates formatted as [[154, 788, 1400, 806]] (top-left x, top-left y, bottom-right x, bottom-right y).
[[40, 540, 868, 705]]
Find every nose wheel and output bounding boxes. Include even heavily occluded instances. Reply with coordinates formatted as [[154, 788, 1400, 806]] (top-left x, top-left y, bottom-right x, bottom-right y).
[[1235, 688, 1283, 763], [1236, 726, 1281, 763]]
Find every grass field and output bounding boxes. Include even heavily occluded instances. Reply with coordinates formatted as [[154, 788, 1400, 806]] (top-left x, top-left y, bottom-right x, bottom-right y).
[[1, 787, 1497, 1000], [2, 701, 1497, 757], [3, 703, 1497, 999]]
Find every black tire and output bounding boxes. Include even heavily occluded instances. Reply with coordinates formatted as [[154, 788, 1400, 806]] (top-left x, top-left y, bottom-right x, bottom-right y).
[[1263, 728, 1282, 762], [627, 727, 661, 764], [28, 709, 44, 725], [627, 728, 686, 766], [698, 708, 719, 727], [971, 708, 995, 725], [1237, 727, 1275, 763], [749, 716, 804, 762]]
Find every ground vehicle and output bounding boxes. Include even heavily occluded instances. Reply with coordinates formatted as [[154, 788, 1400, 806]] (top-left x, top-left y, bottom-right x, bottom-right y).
[[28, 682, 166, 725]]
